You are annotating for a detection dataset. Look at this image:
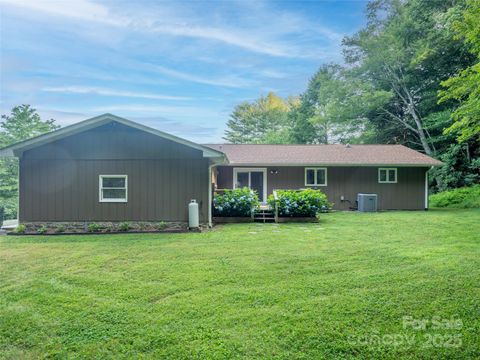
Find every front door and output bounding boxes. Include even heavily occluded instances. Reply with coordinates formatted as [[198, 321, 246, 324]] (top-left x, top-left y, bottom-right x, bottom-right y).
[[233, 168, 267, 202]]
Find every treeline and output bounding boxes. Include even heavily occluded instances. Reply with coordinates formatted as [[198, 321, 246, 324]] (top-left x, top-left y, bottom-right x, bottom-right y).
[[225, 0, 480, 192]]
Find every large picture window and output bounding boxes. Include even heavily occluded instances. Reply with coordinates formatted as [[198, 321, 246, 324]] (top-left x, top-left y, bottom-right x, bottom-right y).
[[305, 168, 327, 186], [99, 175, 128, 202], [378, 168, 397, 183]]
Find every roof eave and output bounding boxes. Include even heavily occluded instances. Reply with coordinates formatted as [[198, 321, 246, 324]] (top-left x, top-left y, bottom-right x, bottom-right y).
[[223, 162, 443, 167]]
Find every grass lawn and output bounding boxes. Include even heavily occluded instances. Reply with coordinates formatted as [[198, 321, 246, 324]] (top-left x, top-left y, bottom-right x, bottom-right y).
[[1, 209, 479, 359]]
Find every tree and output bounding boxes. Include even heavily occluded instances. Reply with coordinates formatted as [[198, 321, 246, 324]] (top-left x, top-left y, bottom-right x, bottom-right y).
[[439, 0, 480, 143], [0, 105, 59, 219], [224, 92, 299, 143], [292, 64, 391, 144], [343, 0, 474, 155]]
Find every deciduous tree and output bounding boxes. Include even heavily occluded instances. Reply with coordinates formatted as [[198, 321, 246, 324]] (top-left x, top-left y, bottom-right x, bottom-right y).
[[0, 105, 59, 219]]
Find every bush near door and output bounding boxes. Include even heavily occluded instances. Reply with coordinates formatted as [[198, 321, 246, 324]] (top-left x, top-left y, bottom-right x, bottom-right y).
[[213, 187, 260, 217], [268, 189, 331, 217]]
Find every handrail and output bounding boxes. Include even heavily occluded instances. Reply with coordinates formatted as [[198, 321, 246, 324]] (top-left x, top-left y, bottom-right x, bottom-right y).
[[214, 188, 230, 194], [273, 190, 279, 223], [250, 189, 255, 219]]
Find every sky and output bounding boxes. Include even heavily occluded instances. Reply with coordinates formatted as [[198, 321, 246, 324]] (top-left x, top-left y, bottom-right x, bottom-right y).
[[0, 0, 367, 143]]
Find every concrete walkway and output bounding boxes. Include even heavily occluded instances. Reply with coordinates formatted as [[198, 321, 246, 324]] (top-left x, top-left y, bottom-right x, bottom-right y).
[[1, 219, 18, 230]]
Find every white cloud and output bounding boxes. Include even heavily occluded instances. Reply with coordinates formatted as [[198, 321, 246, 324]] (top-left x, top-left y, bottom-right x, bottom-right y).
[[0, 0, 344, 59], [0, 0, 126, 26], [147, 23, 293, 58], [144, 64, 254, 88], [42, 86, 190, 100], [256, 69, 289, 79], [90, 104, 224, 118], [35, 109, 89, 126]]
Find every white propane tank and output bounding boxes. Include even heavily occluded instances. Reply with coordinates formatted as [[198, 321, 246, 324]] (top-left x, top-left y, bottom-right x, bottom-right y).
[[188, 199, 199, 228]]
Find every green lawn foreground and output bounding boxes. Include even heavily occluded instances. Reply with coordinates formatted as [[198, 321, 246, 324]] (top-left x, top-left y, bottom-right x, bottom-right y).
[[1, 209, 479, 359]]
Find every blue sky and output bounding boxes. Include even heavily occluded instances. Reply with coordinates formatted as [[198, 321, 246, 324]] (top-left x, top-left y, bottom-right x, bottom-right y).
[[0, 0, 367, 142]]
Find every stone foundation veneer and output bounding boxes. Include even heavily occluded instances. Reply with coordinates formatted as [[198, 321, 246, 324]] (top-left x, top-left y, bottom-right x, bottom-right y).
[[19, 221, 197, 234]]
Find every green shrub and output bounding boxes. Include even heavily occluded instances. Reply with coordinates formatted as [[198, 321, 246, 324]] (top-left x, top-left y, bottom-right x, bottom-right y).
[[87, 223, 101, 233], [1, 198, 17, 220], [156, 221, 167, 230], [15, 224, 26, 234], [429, 185, 480, 208], [55, 224, 66, 233], [37, 225, 48, 234], [119, 222, 130, 232], [268, 189, 331, 217], [213, 187, 260, 217]]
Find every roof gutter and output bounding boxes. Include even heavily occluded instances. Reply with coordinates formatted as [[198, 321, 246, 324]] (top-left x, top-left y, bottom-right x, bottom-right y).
[[222, 162, 443, 167]]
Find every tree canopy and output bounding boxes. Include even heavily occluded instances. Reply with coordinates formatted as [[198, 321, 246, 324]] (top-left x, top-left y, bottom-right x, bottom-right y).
[[224, 92, 299, 144], [439, 0, 480, 143], [0, 105, 59, 219]]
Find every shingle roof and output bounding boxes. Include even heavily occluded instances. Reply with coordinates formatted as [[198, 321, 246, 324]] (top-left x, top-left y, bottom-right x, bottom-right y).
[[204, 144, 443, 166]]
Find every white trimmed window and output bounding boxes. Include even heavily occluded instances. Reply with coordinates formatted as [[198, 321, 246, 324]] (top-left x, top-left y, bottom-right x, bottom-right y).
[[99, 175, 128, 202], [378, 168, 397, 183], [305, 168, 327, 186]]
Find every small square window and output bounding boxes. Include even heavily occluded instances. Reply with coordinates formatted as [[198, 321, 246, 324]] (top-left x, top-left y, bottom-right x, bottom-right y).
[[305, 168, 327, 186], [99, 175, 128, 202], [378, 168, 397, 183]]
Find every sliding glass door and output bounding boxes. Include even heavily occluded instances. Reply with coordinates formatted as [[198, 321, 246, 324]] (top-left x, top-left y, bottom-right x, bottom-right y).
[[233, 168, 267, 202]]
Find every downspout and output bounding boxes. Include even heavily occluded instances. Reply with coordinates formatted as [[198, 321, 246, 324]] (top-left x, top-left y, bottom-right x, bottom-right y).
[[207, 153, 228, 228], [425, 167, 431, 211], [17, 156, 20, 223], [208, 162, 214, 228], [207, 159, 223, 228]]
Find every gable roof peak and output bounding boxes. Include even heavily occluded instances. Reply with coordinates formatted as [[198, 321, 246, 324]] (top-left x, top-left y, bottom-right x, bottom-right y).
[[0, 113, 225, 159]]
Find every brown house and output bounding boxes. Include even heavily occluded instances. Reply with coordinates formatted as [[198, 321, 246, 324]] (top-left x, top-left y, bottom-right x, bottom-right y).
[[0, 114, 442, 227]]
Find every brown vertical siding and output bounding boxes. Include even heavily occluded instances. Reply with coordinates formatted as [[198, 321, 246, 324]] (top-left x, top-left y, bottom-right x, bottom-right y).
[[19, 122, 209, 222], [215, 165, 428, 210]]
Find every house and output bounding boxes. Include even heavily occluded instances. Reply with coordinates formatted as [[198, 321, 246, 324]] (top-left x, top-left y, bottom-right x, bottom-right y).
[[0, 114, 443, 228], [206, 144, 443, 212]]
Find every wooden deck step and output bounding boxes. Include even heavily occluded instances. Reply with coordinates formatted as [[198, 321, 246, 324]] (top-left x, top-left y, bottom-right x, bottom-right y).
[[254, 209, 276, 223]]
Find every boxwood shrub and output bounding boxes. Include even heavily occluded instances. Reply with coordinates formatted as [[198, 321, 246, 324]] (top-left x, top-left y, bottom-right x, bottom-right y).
[[268, 189, 331, 217], [213, 187, 260, 217]]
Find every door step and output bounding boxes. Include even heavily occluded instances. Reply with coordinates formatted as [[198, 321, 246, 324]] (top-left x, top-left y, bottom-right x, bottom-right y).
[[254, 210, 275, 223]]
